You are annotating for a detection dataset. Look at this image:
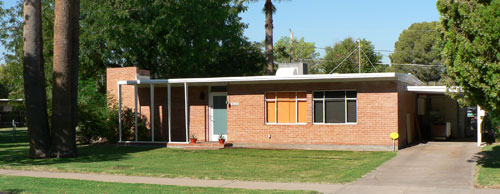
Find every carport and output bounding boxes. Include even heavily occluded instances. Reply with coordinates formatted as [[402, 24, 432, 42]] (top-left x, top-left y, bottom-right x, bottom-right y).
[[407, 86, 485, 146]]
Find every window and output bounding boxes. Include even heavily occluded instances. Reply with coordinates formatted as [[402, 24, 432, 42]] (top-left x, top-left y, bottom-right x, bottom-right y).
[[266, 92, 307, 124], [313, 91, 357, 124]]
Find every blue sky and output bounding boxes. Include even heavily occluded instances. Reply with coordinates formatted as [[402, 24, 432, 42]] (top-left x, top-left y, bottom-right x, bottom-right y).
[[240, 0, 441, 63], [0, 0, 440, 64]]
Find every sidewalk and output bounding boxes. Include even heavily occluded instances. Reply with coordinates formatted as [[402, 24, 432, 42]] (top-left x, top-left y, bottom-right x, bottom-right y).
[[0, 169, 498, 194], [0, 169, 344, 193]]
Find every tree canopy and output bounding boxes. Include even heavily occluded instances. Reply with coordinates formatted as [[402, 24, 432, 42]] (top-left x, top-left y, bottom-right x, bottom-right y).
[[389, 21, 443, 83], [437, 0, 500, 115], [0, 0, 264, 100], [321, 38, 386, 74], [273, 36, 319, 63]]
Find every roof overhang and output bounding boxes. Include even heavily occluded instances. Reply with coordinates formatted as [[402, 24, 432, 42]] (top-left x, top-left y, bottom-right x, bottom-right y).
[[118, 72, 424, 87], [406, 86, 458, 94]]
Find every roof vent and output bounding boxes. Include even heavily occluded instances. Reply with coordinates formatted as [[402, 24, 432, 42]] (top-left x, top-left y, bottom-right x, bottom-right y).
[[275, 67, 298, 77], [276, 63, 308, 76]]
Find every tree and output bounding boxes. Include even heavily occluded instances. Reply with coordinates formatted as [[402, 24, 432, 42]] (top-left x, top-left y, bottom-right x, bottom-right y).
[[274, 36, 319, 63], [389, 22, 443, 83], [1, 0, 264, 97], [22, 0, 51, 158], [243, 0, 288, 75], [51, 0, 79, 157], [437, 0, 500, 116], [321, 38, 386, 74]]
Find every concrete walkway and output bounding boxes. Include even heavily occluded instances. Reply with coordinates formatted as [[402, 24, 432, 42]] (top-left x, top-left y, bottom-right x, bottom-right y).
[[0, 141, 499, 193]]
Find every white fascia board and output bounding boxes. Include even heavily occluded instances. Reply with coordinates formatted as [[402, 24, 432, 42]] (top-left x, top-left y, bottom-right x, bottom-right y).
[[407, 86, 447, 94], [144, 72, 398, 84], [117, 72, 424, 86]]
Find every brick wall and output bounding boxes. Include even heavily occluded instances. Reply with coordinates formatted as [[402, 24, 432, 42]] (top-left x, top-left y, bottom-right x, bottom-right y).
[[108, 67, 409, 148], [226, 81, 399, 147]]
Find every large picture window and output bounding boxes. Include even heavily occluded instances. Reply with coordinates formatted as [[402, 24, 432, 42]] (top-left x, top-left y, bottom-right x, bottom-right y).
[[313, 91, 357, 124], [266, 92, 307, 124]]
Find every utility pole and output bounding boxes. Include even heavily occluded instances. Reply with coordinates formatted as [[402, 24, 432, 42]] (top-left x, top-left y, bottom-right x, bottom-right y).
[[358, 39, 361, 73], [289, 29, 294, 63]]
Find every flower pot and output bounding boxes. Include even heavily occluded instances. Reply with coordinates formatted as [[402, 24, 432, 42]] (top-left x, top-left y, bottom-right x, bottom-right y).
[[218, 139, 225, 144], [190, 138, 197, 144]]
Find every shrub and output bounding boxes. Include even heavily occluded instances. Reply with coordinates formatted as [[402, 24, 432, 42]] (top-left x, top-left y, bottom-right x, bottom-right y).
[[76, 80, 150, 144]]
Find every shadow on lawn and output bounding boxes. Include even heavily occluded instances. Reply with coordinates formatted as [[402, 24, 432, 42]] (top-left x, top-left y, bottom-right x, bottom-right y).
[[0, 130, 159, 167], [0, 189, 24, 194], [472, 144, 500, 169]]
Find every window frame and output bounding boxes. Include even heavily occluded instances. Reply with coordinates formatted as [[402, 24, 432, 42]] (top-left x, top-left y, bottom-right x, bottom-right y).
[[312, 90, 358, 125], [265, 91, 307, 125]]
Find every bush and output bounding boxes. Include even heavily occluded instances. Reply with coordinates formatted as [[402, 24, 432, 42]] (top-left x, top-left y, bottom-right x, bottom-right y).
[[76, 80, 150, 144]]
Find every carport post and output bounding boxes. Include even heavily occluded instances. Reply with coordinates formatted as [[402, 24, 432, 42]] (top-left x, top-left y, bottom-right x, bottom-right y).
[[150, 84, 154, 142], [118, 84, 122, 142], [134, 84, 138, 141], [167, 83, 171, 143], [184, 82, 189, 143], [477, 105, 484, 146]]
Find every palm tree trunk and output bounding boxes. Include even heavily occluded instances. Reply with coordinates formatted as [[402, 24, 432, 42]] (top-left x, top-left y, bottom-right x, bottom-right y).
[[23, 0, 51, 158], [51, 0, 79, 157], [264, 0, 274, 75]]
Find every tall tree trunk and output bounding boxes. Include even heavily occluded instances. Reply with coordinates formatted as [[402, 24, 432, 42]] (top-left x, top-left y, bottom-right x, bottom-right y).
[[264, 0, 274, 75], [51, 0, 79, 157], [23, 0, 51, 159]]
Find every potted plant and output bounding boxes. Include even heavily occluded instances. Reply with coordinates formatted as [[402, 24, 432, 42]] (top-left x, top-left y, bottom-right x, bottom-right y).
[[189, 134, 197, 144], [218, 134, 225, 144]]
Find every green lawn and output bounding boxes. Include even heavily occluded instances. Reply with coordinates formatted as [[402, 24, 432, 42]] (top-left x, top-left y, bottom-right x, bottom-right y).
[[477, 144, 500, 188], [0, 128, 395, 184], [0, 175, 316, 194]]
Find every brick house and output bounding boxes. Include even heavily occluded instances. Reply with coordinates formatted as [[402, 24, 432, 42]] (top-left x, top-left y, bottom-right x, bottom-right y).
[[107, 64, 479, 151]]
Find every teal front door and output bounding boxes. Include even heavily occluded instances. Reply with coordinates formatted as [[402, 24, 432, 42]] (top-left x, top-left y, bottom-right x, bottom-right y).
[[211, 94, 227, 140]]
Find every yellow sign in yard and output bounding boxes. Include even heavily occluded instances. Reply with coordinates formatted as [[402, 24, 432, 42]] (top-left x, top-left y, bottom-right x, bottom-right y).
[[390, 132, 399, 140]]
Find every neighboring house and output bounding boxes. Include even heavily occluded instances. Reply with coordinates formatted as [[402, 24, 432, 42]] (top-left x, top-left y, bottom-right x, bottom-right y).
[[106, 64, 475, 151], [0, 99, 24, 128]]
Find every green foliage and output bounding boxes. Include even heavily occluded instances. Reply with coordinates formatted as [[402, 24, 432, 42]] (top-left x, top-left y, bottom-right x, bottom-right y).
[[273, 36, 319, 63], [76, 80, 149, 144], [389, 22, 444, 83], [273, 36, 321, 72], [437, 0, 500, 116], [80, 0, 264, 78], [321, 37, 387, 73]]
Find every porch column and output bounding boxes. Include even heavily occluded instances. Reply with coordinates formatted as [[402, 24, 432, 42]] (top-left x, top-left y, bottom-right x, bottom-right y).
[[118, 84, 122, 142], [184, 82, 189, 143], [134, 84, 138, 141], [477, 105, 485, 146], [150, 84, 155, 142], [167, 83, 171, 143]]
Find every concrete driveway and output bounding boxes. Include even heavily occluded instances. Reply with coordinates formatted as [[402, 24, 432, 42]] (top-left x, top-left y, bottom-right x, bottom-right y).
[[336, 141, 490, 194]]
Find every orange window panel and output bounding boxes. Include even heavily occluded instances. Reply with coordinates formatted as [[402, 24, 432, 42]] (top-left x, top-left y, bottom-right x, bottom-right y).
[[266, 101, 276, 123], [298, 101, 307, 123], [277, 100, 290, 123], [289, 100, 296, 123]]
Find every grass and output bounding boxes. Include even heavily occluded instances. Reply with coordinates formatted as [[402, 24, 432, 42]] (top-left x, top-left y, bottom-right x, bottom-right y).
[[0, 128, 395, 184], [0, 175, 317, 194], [476, 144, 500, 188]]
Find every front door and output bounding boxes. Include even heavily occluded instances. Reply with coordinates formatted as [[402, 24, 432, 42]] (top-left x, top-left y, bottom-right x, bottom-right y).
[[210, 93, 227, 141]]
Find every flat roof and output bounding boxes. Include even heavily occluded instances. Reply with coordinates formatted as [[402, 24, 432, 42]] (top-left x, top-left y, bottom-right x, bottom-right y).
[[406, 86, 455, 94], [118, 72, 424, 86]]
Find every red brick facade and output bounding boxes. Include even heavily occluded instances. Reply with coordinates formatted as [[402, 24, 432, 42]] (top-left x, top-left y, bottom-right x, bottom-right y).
[[107, 67, 417, 150]]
